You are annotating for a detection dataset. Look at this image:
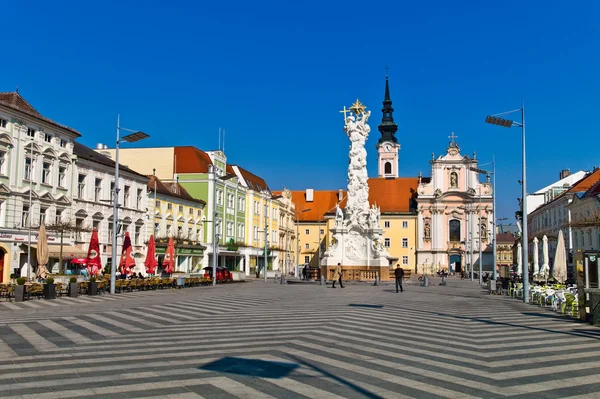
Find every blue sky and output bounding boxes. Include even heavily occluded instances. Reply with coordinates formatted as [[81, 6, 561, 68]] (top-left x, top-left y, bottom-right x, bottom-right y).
[[3, 0, 598, 220]]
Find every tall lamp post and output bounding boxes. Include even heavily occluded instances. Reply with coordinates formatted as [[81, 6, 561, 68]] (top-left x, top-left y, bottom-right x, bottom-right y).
[[26, 139, 35, 281], [469, 164, 494, 284], [485, 104, 528, 302], [210, 166, 236, 286], [110, 115, 150, 295], [295, 208, 311, 278]]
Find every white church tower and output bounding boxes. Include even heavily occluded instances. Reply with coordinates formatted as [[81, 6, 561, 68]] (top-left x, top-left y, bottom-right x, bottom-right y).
[[376, 75, 400, 177]]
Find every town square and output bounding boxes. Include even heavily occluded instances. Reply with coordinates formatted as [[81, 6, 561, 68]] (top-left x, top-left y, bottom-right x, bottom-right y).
[[1, 1, 599, 398]]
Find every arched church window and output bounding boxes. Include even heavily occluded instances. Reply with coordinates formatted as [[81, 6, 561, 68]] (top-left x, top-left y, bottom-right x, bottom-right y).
[[449, 219, 461, 242], [384, 162, 392, 174]]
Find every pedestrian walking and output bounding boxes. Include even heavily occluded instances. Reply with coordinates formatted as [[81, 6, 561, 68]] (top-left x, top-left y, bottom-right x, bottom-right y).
[[302, 264, 308, 280], [394, 264, 404, 293], [332, 263, 344, 288]]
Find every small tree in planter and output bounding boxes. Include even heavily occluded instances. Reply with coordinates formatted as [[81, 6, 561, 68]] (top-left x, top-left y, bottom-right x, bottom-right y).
[[43, 277, 56, 300], [15, 277, 26, 302], [88, 276, 98, 296], [69, 276, 78, 297]]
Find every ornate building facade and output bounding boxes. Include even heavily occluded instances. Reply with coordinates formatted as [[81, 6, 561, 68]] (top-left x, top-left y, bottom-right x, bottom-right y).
[[415, 137, 493, 274]]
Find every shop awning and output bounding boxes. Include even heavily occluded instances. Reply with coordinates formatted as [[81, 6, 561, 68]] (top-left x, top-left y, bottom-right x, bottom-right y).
[[30, 244, 87, 259]]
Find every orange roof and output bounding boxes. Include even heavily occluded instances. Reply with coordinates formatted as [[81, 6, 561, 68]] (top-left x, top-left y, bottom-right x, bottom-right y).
[[496, 232, 516, 244], [288, 177, 419, 221], [289, 190, 342, 222], [234, 165, 269, 192], [568, 168, 600, 194], [174, 146, 213, 173], [367, 177, 419, 213]]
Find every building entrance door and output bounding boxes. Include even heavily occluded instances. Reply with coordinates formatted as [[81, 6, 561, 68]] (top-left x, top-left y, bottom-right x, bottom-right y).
[[450, 254, 461, 273]]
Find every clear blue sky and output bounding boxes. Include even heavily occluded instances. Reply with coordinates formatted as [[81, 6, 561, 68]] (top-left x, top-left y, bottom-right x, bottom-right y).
[[4, 0, 598, 221]]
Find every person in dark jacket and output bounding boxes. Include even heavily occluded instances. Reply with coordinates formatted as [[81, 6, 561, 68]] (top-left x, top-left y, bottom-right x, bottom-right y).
[[394, 265, 404, 293]]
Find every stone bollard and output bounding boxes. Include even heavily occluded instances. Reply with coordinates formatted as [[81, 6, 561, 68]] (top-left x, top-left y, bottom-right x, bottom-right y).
[[280, 274, 284, 284], [320, 275, 325, 285], [374, 273, 380, 286]]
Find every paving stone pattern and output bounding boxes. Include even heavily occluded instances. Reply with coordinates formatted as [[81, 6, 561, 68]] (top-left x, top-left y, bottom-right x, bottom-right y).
[[0, 280, 599, 398]]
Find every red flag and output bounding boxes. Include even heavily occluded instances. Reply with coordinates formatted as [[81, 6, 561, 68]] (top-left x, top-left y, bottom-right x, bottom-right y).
[[163, 237, 175, 274], [144, 234, 158, 274], [85, 229, 102, 276], [119, 232, 136, 275]]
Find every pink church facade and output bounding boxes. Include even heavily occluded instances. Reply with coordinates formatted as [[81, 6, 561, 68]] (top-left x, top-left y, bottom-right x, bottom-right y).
[[416, 138, 493, 274]]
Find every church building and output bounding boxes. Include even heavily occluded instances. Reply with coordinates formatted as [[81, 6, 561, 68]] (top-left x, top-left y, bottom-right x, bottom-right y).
[[415, 136, 493, 274], [288, 75, 493, 277]]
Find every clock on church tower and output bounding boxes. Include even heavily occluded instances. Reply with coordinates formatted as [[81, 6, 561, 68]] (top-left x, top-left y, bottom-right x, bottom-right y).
[[376, 75, 400, 178]]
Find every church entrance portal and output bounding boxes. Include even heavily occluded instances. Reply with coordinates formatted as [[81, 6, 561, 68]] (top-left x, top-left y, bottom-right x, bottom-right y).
[[449, 254, 461, 273]]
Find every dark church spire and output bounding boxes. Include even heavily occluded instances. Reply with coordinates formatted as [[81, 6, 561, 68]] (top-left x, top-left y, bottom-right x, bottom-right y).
[[378, 75, 398, 144]]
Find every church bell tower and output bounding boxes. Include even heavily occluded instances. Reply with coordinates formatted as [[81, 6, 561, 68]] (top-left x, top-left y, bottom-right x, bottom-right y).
[[376, 75, 400, 178]]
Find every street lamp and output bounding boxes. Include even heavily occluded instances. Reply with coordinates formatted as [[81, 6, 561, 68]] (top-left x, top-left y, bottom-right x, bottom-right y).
[[110, 115, 150, 295], [485, 103, 528, 302], [210, 166, 236, 286], [26, 139, 35, 281], [295, 208, 311, 279]]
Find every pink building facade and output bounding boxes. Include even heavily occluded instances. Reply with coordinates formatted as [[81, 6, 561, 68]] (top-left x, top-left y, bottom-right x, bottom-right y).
[[416, 138, 493, 274]]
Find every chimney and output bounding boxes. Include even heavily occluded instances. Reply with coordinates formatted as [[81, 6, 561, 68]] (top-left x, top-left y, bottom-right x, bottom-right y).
[[560, 169, 571, 179], [338, 189, 343, 201], [305, 189, 314, 202]]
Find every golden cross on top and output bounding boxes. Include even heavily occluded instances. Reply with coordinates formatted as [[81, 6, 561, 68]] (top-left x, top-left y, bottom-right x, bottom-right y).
[[350, 99, 366, 116], [339, 105, 351, 119], [448, 132, 458, 144]]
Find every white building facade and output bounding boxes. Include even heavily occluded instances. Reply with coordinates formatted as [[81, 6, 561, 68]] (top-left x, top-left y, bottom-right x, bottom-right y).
[[0, 92, 80, 282], [71, 142, 149, 274]]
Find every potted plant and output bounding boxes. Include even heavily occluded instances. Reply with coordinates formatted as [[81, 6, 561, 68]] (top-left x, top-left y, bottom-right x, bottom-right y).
[[88, 276, 98, 296], [43, 277, 56, 300], [15, 277, 26, 302], [69, 276, 78, 297]]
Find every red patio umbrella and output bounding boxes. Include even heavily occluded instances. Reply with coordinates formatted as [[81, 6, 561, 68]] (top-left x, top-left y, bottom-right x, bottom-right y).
[[163, 237, 175, 275], [119, 232, 136, 276], [85, 229, 102, 276], [144, 234, 158, 274]]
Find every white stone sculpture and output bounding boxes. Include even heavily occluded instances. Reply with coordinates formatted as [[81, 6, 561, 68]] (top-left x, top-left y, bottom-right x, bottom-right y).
[[320, 100, 391, 268]]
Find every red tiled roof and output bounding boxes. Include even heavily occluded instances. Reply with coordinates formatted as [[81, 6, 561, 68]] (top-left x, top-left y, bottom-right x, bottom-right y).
[[288, 177, 420, 222], [234, 165, 269, 192], [174, 146, 213, 173], [0, 91, 81, 137], [367, 177, 419, 213], [530, 168, 600, 216], [496, 232, 516, 244], [147, 175, 205, 205], [290, 190, 342, 222], [569, 168, 600, 194]]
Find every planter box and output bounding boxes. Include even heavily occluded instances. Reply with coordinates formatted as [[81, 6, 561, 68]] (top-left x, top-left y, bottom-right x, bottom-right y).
[[88, 282, 98, 296], [69, 283, 78, 297], [43, 284, 56, 300], [15, 285, 25, 302], [176, 277, 185, 287], [231, 272, 246, 281]]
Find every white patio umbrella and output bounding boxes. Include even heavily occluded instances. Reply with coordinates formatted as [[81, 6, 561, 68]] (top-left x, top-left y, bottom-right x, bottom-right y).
[[533, 237, 540, 277], [552, 230, 568, 284], [517, 242, 522, 277], [541, 235, 550, 279]]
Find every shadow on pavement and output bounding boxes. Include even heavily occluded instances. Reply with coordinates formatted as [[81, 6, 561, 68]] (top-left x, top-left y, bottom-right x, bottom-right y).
[[287, 354, 384, 399], [201, 357, 297, 378]]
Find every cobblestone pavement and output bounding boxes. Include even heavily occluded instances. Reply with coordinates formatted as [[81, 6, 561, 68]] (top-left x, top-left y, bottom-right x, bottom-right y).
[[0, 279, 599, 398]]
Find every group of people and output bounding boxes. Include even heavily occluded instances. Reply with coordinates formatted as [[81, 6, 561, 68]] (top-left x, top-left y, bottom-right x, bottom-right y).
[[329, 263, 406, 293]]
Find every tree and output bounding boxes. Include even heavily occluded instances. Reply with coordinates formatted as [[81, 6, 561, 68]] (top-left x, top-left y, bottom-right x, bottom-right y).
[[40, 220, 92, 274]]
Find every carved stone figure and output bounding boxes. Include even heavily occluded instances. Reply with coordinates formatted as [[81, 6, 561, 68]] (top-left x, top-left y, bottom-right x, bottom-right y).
[[424, 222, 431, 239], [450, 171, 458, 188], [320, 101, 390, 268], [481, 218, 488, 240]]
